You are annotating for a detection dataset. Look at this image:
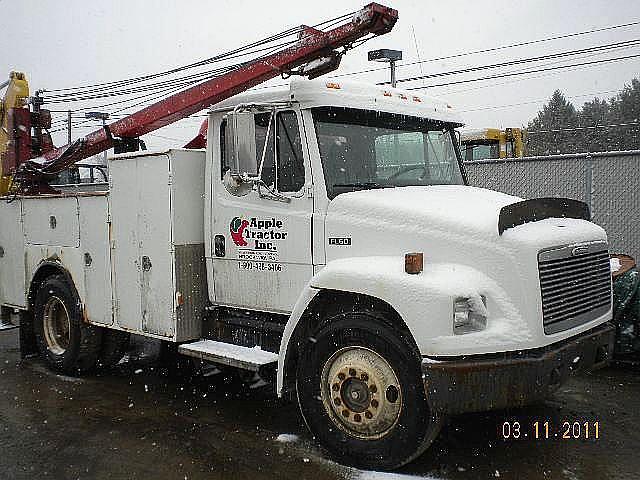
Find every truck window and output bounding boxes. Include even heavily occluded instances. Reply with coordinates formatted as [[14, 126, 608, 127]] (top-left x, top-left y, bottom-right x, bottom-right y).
[[313, 107, 464, 199], [255, 112, 276, 187], [220, 110, 305, 193], [220, 119, 229, 179], [276, 111, 304, 192]]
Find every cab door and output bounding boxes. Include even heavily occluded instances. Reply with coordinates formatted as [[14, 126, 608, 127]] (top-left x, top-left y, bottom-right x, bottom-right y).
[[212, 108, 313, 313]]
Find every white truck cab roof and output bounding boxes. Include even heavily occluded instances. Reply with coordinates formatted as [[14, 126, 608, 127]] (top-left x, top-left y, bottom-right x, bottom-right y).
[[212, 78, 464, 126]]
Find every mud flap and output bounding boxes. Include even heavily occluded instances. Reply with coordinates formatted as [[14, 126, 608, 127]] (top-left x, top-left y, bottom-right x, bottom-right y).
[[18, 311, 38, 358]]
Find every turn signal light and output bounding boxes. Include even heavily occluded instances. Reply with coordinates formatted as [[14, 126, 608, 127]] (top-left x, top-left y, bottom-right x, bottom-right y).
[[405, 252, 423, 274], [175, 291, 184, 307]]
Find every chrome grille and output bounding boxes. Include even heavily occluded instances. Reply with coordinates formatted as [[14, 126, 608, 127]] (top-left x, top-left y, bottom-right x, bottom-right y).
[[538, 242, 611, 334]]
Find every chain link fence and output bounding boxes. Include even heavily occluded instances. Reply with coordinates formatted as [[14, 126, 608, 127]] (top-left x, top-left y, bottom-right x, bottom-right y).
[[465, 150, 640, 260]]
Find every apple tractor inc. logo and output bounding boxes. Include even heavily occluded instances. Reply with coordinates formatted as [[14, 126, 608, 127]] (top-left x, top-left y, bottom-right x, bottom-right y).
[[230, 217, 250, 247], [229, 215, 288, 259]]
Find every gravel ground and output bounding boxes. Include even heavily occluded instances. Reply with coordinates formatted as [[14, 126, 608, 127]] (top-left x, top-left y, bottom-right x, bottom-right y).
[[0, 329, 638, 480]]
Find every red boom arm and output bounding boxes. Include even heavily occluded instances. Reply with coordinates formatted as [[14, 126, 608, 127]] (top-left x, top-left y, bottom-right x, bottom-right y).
[[24, 3, 397, 179]]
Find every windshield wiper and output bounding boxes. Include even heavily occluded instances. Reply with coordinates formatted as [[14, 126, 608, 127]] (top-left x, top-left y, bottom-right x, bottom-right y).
[[332, 182, 392, 189]]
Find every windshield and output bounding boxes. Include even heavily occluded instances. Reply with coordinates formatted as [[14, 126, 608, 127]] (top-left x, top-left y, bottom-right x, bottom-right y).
[[312, 107, 465, 199]]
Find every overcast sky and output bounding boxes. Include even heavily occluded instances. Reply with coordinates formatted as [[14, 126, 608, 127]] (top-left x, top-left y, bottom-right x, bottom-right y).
[[4, 0, 640, 150]]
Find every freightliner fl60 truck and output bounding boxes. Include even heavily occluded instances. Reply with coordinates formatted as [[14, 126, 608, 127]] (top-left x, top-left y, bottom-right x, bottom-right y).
[[0, 4, 614, 470]]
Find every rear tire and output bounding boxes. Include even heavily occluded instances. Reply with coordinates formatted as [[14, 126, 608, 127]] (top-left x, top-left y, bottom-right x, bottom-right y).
[[33, 274, 102, 375], [296, 311, 442, 470]]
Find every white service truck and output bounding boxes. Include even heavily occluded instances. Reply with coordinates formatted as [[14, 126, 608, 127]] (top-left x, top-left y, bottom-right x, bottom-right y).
[[0, 79, 614, 469]]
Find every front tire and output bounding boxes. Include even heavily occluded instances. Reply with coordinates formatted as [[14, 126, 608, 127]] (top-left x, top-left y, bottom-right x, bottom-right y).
[[33, 274, 102, 375], [296, 311, 442, 470]]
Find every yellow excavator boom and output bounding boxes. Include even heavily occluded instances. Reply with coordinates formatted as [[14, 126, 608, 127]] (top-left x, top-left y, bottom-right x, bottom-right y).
[[0, 72, 30, 195]]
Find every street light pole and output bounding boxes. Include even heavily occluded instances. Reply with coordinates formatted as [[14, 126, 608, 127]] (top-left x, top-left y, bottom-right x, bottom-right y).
[[368, 48, 402, 88], [390, 60, 396, 88]]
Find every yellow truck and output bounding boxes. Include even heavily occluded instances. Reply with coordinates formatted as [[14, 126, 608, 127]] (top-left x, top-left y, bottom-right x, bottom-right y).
[[461, 127, 525, 161]]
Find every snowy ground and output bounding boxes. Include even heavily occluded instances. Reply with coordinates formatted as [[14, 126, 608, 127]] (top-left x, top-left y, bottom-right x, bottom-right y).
[[0, 330, 638, 480]]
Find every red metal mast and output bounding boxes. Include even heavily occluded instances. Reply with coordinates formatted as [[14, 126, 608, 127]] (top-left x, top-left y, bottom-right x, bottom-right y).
[[21, 3, 397, 181]]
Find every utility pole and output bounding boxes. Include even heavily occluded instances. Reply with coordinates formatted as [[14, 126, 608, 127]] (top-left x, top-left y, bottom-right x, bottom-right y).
[[85, 111, 110, 164], [31, 91, 44, 155], [67, 110, 72, 144], [368, 48, 403, 88]]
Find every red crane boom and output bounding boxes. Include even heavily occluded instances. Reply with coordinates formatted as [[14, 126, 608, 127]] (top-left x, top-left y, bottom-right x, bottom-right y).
[[16, 3, 397, 188]]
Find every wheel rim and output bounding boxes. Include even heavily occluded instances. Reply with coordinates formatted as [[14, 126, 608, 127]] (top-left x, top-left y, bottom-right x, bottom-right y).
[[320, 347, 402, 440], [43, 296, 71, 355]]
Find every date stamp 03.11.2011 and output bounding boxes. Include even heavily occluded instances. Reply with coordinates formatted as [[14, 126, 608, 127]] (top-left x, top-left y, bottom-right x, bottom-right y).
[[501, 420, 601, 440]]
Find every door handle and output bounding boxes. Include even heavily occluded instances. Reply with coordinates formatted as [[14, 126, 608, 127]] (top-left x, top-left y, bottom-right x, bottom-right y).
[[214, 235, 225, 257]]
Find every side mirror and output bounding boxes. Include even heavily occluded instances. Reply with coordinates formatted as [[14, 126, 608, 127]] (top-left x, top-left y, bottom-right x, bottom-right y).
[[227, 111, 258, 178], [224, 111, 258, 196]]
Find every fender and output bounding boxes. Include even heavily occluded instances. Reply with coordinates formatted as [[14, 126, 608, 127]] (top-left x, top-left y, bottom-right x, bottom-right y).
[[28, 258, 80, 307], [277, 256, 519, 396]]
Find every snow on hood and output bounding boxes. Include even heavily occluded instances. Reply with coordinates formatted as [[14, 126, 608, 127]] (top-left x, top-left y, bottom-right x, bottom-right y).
[[328, 185, 519, 240]]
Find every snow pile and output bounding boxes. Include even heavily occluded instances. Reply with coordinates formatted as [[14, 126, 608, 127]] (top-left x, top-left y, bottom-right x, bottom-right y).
[[502, 217, 606, 247], [275, 433, 300, 443], [352, 469, 442, 480]]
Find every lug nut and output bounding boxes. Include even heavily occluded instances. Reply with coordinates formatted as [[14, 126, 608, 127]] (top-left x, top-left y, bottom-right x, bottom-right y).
[[334, 397, 341, 406], [349, 368, 357, 377], [369, 384, 377, 393], [353, 414, 361, 422], [360, 372, 369, 381], [365, 410, 373, 419], [332, 383, 340, 391], [371, 399, 379, 408], [342, 409, 350, 417], [338, 372, 346, 381]]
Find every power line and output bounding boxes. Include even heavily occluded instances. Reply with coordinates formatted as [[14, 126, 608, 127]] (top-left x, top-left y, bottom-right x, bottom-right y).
[[406, 53, 640, 90], [457, 89, 620, 113], [388, 39, 640, 85], [330, 18, 640, 79], [527, 121, 640, 135], [41, 10, 356, 97]]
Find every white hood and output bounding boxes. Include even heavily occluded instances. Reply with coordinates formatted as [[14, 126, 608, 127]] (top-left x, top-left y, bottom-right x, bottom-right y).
[[322, 185, 610, 356], [328, 185, 518, 241]]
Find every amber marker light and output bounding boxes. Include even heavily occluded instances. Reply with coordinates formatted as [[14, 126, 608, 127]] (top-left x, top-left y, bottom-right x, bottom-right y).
[[405, 252, 423, 274], [175, 291, 185, 307]]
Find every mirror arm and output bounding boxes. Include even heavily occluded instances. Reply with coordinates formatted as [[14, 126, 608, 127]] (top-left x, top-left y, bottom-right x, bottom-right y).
[[257, 180, 292, 203]]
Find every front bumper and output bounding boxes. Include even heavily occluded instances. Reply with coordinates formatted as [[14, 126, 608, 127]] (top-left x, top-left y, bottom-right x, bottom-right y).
[[422, 323, 615, 415]]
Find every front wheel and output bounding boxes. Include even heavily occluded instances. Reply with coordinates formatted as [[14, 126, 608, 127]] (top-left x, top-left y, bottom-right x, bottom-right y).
[[296, 311, 442, 470]]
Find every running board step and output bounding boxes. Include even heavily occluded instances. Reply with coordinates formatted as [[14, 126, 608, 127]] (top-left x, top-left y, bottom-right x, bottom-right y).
[[0, 321, 17, 331], [178, 340, 278, 372]]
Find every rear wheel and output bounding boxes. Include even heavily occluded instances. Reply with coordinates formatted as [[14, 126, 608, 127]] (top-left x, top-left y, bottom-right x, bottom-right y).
[[296, 311, 442, 470], [33, 274, 102, 375]]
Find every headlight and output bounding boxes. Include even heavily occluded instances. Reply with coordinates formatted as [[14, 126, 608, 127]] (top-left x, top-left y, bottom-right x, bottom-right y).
[[453, 296, 487, 334]]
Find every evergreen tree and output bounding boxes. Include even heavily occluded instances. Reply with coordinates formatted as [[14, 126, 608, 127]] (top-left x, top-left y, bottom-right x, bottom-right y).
[[526, 90, 578, 155], [525, 78, 640, 155], [578, 97, 610, 152], [609, 78, 640, 151]]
